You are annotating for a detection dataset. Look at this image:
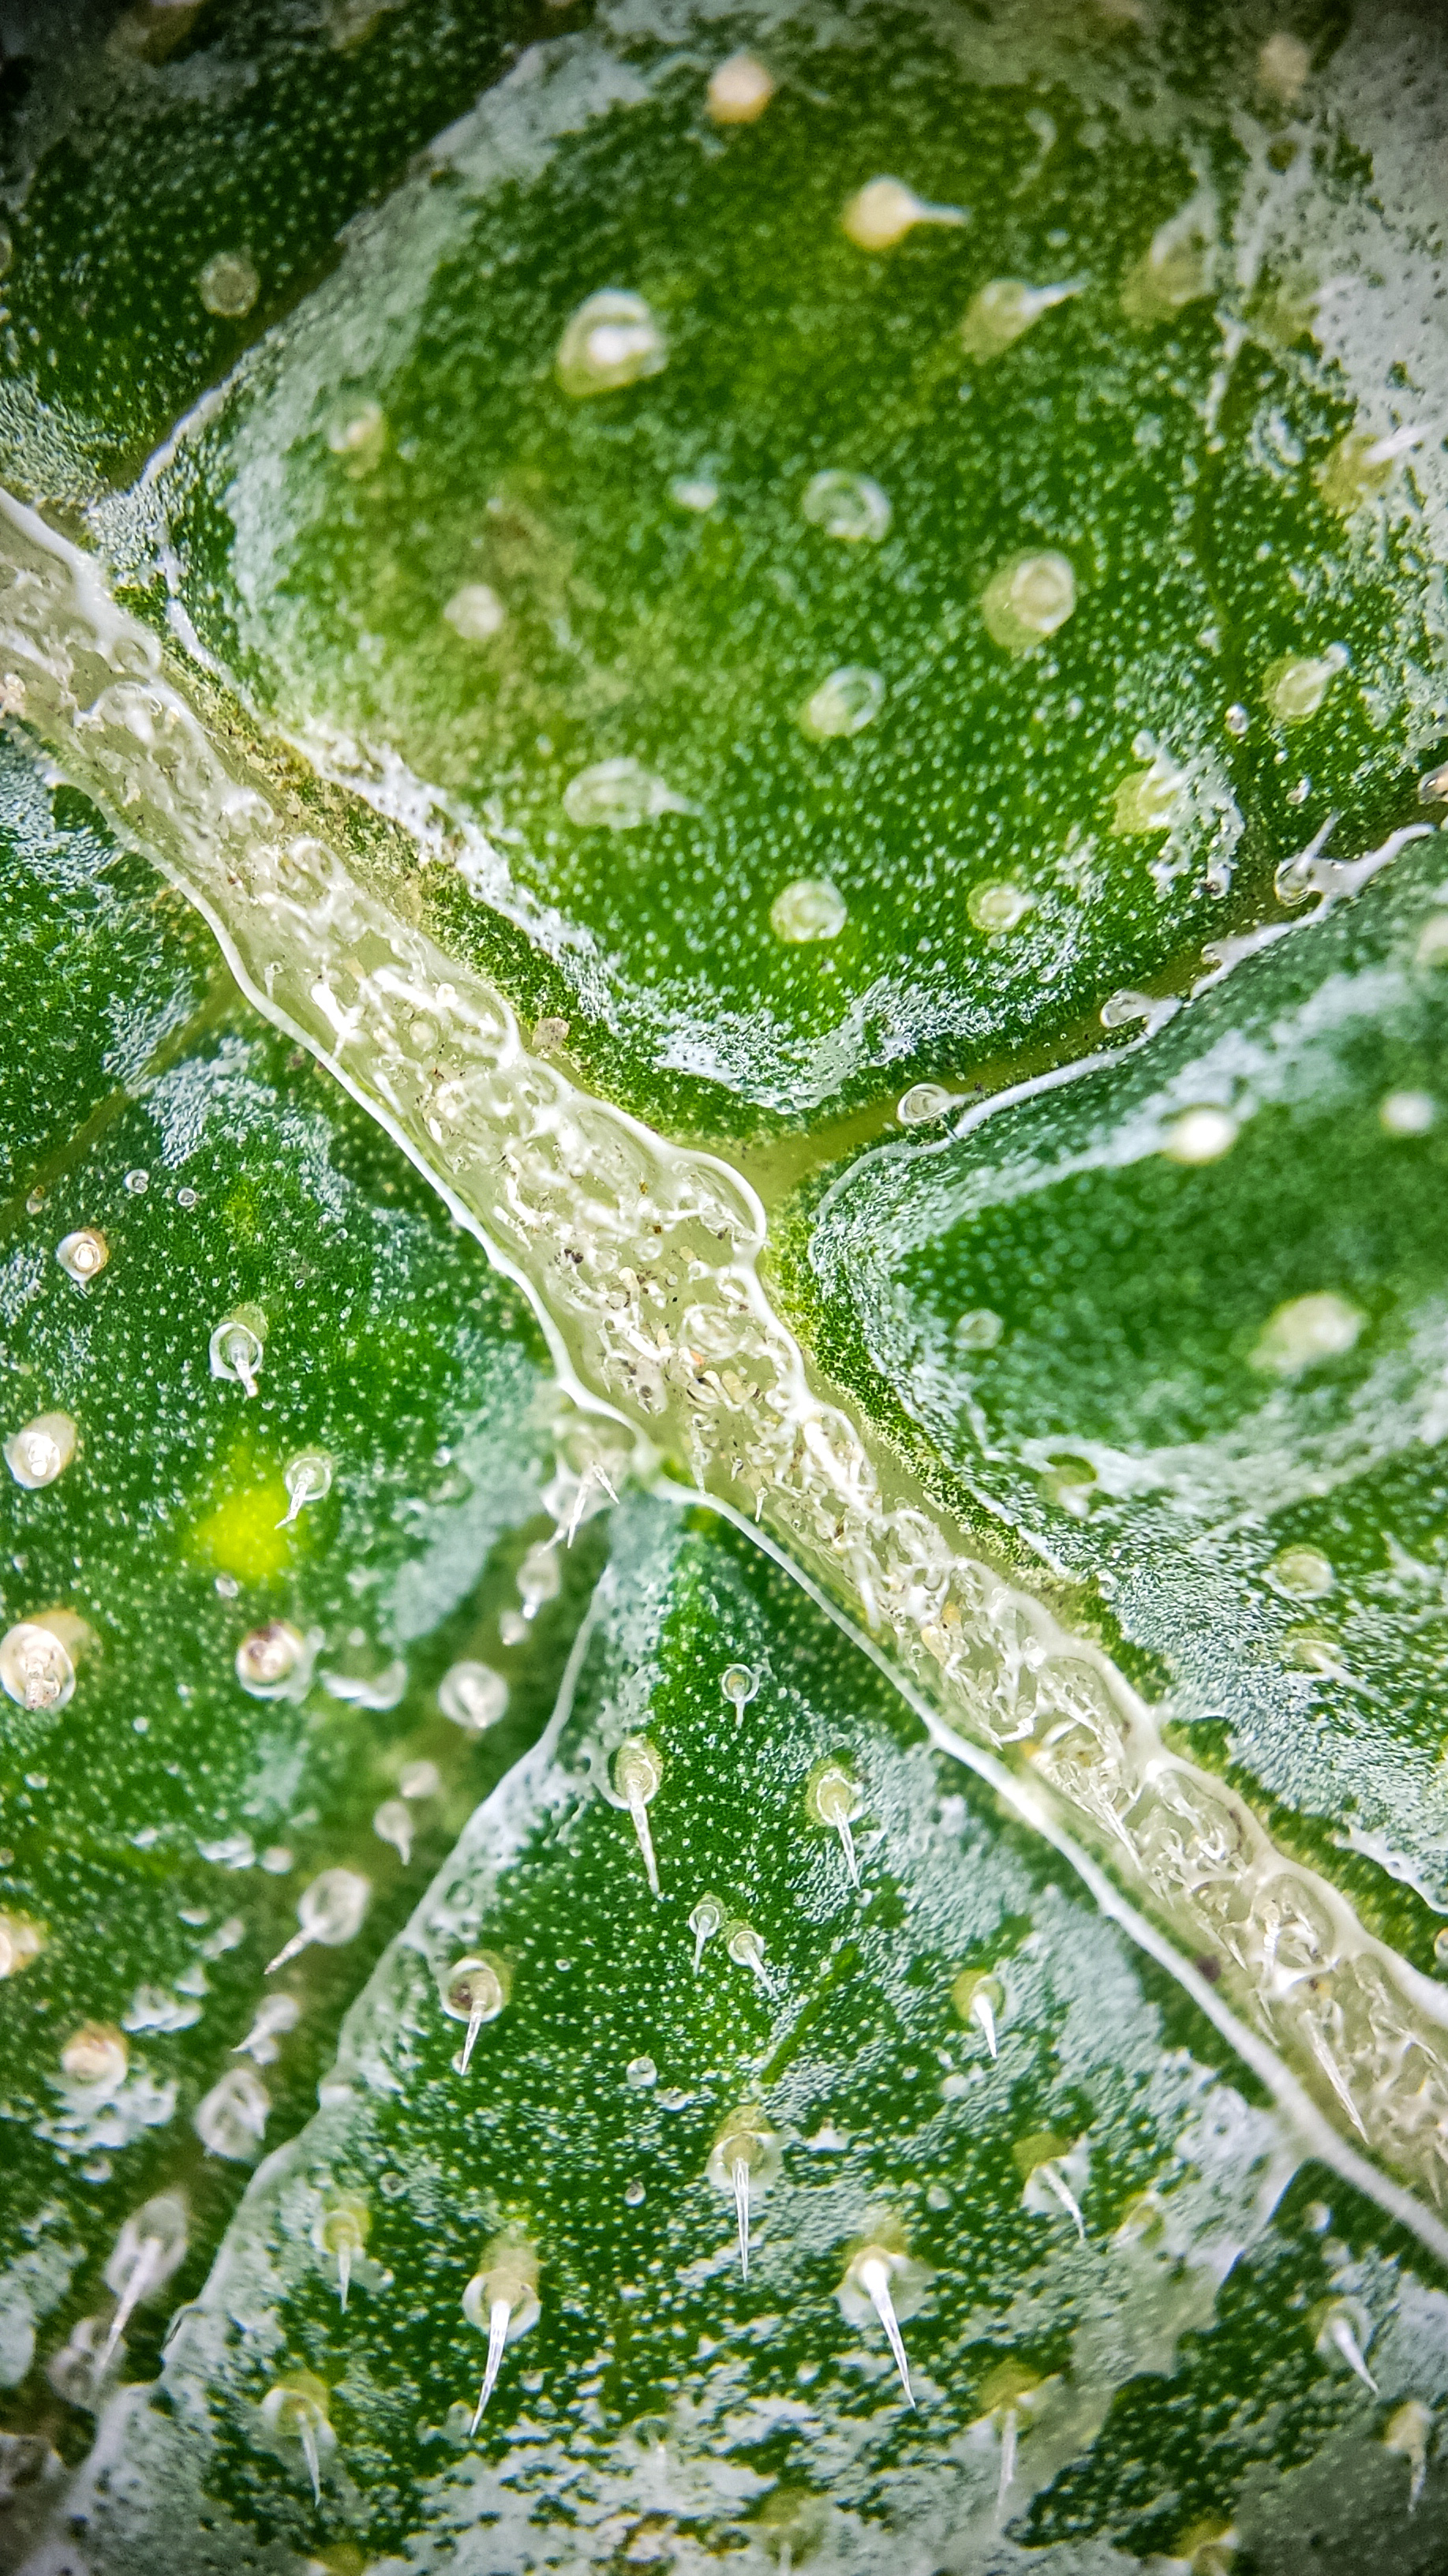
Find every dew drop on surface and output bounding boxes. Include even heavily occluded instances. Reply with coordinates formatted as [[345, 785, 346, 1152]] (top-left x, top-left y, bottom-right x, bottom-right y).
[[62, 2023, 128, 2092], [1225, 701, 1250, 737], [373, 1799, 413, 1864], [960, 278, 1079, 361], [234, 1619, 308, 1699], [1259, 30, 1312, 103], [208, 1304, 268, 1397], [1112, 754, 1183, 835], [124, 1169, 148, 1195], [896, 1083, 957, 1127], [266, 1867, 370, 1973], [726, 1918, 773, 1993], [0, 1911, 43, 1979], [980, 551, 1076, 653], [841, 176, 965, 252], [801, 470, 892, 543], [443, 583, 507, 642], [799, 665, 884, 740], [688, 1893, 723, 1971], [1163, 1106, 1238, 1165], [0, 1619, 77, 1712], [439, 1660, 508, 1732], [278, 1450, 332, 1527], [556, 290, 667, 398], [806, 1758, 862, 1887], [1380, 1089, 1435, 1136], [441, 1953, 509, 2072], [562, 756, 685, 829], [1264, 650, 1343, 724], [707, 50, 775, 123], [624, 2177, 645, 2205], [55, 1228, 108, 1287], [1251, 1291, 1364, 1376], [1269, 1545, 1335, 1600], [626, 2054, 657, 2089], [769, 877, 847, 943], [197, 250, 260, 318], [954, 1308, 1002, 1353], [4, 1411, 77, 1490], [967, 881, 1034, 934], [669, 475, 718, 512], [720, 1663, 758, 1717], [398, 1759, 441, 1801]]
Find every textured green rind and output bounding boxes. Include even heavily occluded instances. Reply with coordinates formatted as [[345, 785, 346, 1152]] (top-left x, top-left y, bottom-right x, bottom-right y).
[[72, 1500, 1448, 2573], [137, 0, 1447, 1134], [0, 743, 215, 1204], [0, 0, 556, 501], [0, 777, 592, 2467], [791, 828, 1448, 1972]]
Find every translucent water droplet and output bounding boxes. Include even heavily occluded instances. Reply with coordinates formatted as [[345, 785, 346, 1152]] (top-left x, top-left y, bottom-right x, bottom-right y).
[[707, 2106, 781, 2277], [314, 2192, 370, 2311], [1381, 1089, 1435, 1136], [952, 1968, 1004, 2057], [233, 1992, 300, 2064], [799, 665, 884, 740], [208, 1304, 268, 1397], [769, 878, 847, 943], [198, 250, 259, 317], [836, 2233, 929, 2405], [726, 1918, 773, 1994], [234, 1619, 310, 1700], [562, 756, 687, 829], [806, 1758, 863, 1889], [841, 177, 965, 252], [980, 552, 1076, 652], [4, 1413, 77, 1491], [1265, 650, 1345, 725], [897, 1083, 958, 1127], [373, 1799, 413, 1864], [688, 1893, 723, 1972], [462, 2239, 540, 2427], [443, 583, 507, 642], [266, 1867, 370, 1973], [707, 51, 775, 123], [720, 1663, 758, 1718], [61, 2023, 128, 2094], [1162, 1106, 1237, 1165], [1250, 1292, 1364, 1376], [801, 470, 892, 543], [1225, 701, 1251, 737], [439, 1660, 508, 1732], [260, 2373, 332, 2503], [0, 1619, 77, 1711], [1383, 2398, 1434, 2510], [277, 1451, 332, 1527], [195, 2065, 271, 2159], [440, 1952, 510, 2072], [0, 1911, 43, 1979], [556, 291, 667, 398], [669, 476, 719, 512], [960, 277, 1081, 361], [124, 1169, 148, 1195], [613, 1739, 664, 1898], [1269, 1546, 1335, 1600], [398, 1759, 441, 1801], [101, 2193, 188, 2364], [626, 2054, 657, 2089], [954, 1309, 1002, 1353], [1113, 753, 1184, 835], [967, 881, 1035, 933], [55, 1229, 108, 1286]]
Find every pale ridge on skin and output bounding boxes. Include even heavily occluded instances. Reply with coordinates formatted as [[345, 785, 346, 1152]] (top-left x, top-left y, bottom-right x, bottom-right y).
[[6, 488, 1448, 2256]]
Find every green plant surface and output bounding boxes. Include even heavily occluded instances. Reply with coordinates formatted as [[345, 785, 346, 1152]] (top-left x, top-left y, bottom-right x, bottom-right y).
[[130, 0, 1447, 1134], [0, 0, 560, 503], [0, 762, 604, 2482], [0, 739, 215, 1204], [65, 1499, 1448, 2571], [792, 820, 1448, 1974]]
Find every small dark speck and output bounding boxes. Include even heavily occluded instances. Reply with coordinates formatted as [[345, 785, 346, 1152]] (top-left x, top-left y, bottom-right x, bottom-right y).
[[1195, 1955, 1222, 1983]]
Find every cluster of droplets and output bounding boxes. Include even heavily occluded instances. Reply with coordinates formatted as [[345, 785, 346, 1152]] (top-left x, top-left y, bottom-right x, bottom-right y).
[[4, 473, 1448, 2237]]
